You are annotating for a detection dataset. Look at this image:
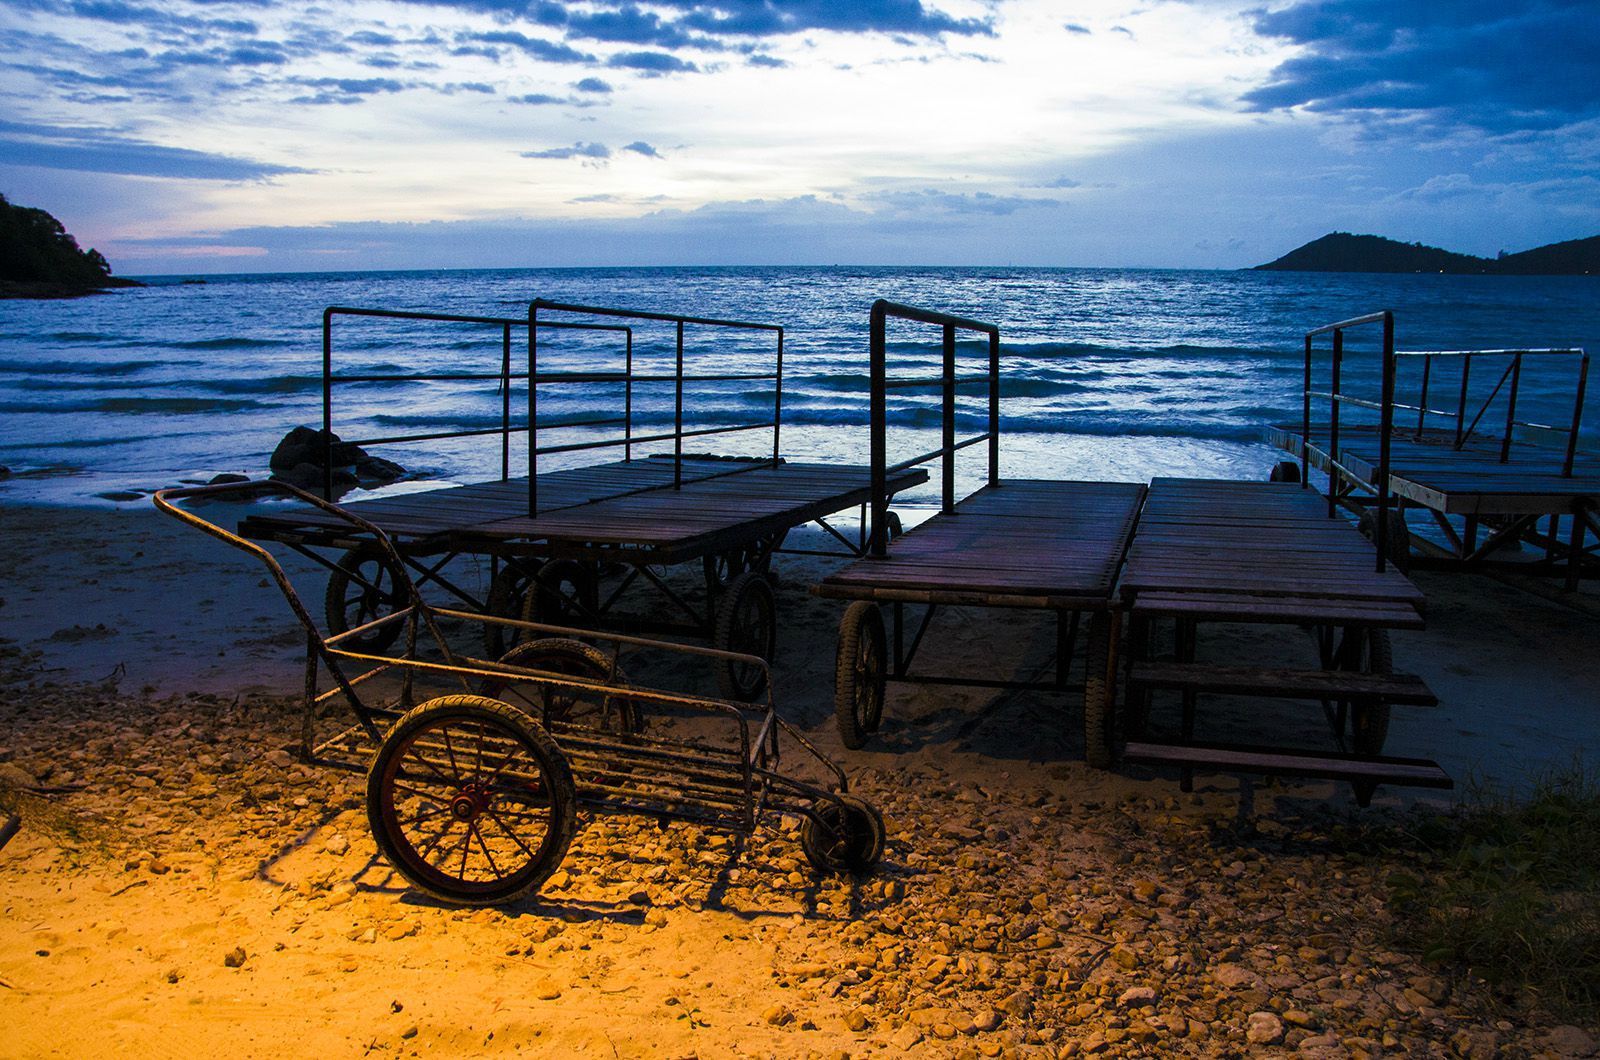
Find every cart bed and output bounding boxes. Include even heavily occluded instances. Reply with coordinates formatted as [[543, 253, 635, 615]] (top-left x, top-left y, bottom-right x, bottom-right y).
[[816, 479, 1146, 609]]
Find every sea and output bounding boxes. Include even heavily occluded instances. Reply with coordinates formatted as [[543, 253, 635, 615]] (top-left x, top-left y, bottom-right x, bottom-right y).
[[2, 265, 1597, 509]]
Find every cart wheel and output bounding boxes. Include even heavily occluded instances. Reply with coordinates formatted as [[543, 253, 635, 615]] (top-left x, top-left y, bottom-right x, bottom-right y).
[[702, 548, 749, 600], [1083, 612, 1116, 769], [713, 571, 776, 701], [1269, 460, 1302, 483], [524, 559, 598, 627], [366, 695, 576, 906], [884, 511, 904, 540], [325, 545, 407, 651], [479, 638, 643, 735], [834, 601, 886, 749], [801, 794, 885, 875], [483, 563, 534, 658], [1357, 509, 1412, 573]]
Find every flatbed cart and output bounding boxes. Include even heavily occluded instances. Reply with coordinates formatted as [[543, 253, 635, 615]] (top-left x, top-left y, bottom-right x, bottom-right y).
[[155, 480, 886, 907], [1266, 310, 1596, 588], [813, 302, 1146, 765], [239, 301, 925, 702], [1117, 477, 1452, 805]]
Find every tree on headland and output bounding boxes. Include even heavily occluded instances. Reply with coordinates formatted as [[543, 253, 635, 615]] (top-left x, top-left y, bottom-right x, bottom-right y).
[[0, 193, 140, 296]]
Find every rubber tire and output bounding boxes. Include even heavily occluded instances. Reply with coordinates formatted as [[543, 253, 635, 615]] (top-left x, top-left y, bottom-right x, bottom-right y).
[[324, 545, 406, 652], [365, 695, 576, 906], [712, 571, 777, 701], [1269, 460, 1302, 483], [800, 794, 886, 875], [833, 601, 887, 750], [483, 563, 534, 658], [1357, 508, 1412, 574], [1082, 612, 1116, 769], [523, 559, 598, 629], [479, 638, 643, 734]]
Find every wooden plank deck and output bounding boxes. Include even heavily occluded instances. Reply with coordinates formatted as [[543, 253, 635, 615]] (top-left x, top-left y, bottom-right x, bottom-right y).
[[1268, 423, 1600, 516], [243, 456, 927, 563], [816, 479, 1147, 609], [1120, 478, 1424, 623]]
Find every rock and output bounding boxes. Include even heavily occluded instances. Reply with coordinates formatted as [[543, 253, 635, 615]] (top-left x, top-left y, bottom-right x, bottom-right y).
[[1117, 987, 1158, 1008], [972, 1008, 1003, 1033], [845, 1008, 871, 1033], [223, 946, 247, 968], [1246, 1012, 1285, 1046], [1213, 963, 1261, 990], [207, 473, 250, 485], [1449, 1029, 1500, 1059], [324, 833, 350, 856], [763, 1004, 793, 1026], [1547, 1025, 1598, 1056], [272, 462, 357, 491], [400, 1026, 418, 1040], [890, 1025, 924, 1050], [270, 426, 364, 472], [533, 981, 561, 1001], [356, 455, 406, 484]]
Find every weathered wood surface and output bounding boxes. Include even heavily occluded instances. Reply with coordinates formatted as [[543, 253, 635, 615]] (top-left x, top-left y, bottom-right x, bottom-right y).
[[1269, 422, 1600, 515], [817, 479, 1146, 608], [1129, 660, 1437, 705], [1119, 478, 1424, 623]]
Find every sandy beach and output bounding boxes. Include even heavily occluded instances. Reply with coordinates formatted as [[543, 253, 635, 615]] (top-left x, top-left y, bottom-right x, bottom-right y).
[[3, 499, 1599, 1057]]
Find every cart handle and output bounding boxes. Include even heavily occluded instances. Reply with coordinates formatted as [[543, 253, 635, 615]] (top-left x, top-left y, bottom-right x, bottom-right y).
[[151, 479, 425, 651]]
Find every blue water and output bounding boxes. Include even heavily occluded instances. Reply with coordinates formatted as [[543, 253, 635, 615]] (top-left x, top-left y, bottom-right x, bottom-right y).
[[2, 266, 1597, 505]]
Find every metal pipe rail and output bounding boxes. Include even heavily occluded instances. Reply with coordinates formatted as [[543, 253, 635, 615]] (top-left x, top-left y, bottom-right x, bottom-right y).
[[1390, 347, 1589, 474], [868, 299, 1002, 558], [321, 306, 633, 499], [528, 299, 786, 516], [1299, 310, 1398, 573]]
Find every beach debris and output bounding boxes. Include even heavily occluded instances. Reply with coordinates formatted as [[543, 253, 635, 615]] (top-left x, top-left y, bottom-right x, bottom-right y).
[[268, 425, 406, 490]]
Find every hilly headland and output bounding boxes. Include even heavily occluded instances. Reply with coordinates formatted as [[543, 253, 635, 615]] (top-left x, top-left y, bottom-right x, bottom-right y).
[[1, 193, 141, 298], [1256, 231, 1600, 275]]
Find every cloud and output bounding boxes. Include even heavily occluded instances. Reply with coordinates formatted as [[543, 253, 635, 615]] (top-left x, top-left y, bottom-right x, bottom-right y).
[[0, 119, 309, 180], [521, 141, 611, 159], [746, 53, 788, 68], [1243, 0, 1600, 134], [622, 140, 662, 157], [511, 92, 566, 104], [463, 30, 595, 63], [607, 51, 699, 74], [1063, 22, 1090, 34], [862, 187, 1060, 216], [1038, 175, 1082, 189], [288, 76, 407, 105], [573, 76, 614, 93]]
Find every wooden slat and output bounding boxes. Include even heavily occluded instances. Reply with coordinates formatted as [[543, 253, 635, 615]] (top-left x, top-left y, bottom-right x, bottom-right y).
[[1122, 740, 1453, 788], [1129, 591, 1425, 628], [1129, 660, 1437, 705], [818, 480, 1146, 604]]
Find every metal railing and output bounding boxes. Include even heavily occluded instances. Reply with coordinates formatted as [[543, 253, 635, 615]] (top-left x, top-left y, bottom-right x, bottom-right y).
[[1394, 347, 1589, 474], [1300, 310, 1398, 573], [868, 299, 1002, 558], [528, 299, 785, 515], [320, 306, 632, 499]]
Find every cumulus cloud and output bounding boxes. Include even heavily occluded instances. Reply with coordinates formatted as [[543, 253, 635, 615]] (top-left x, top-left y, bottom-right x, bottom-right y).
[[574, 76, 614, 93], [622, 140, 662, 157], [462, 30, 595, 63], [607, 50, 699, 74], [1243, 0, 1600, 134]]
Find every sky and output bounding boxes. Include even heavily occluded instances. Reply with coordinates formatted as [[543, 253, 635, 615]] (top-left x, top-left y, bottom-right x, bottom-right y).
[[1, 0, 1597, 273]]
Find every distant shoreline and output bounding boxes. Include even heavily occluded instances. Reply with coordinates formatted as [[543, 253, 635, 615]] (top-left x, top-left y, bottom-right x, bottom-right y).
[[0, 277, 144, 300]]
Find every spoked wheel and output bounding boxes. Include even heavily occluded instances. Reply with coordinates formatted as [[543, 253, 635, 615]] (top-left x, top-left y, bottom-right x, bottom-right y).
[[1358, 508, 1412, 573], [325, 545, 408, 651], [800, 794, 885, 875], [712, 571, 777, 701], [703, 530, 786, 599], [523, 559, 599, 628], [479, 638, 644, 735], [483, 563, 535, 658], [366, 695, 576, 906], [1082, 611, 1116, 769], [834, 601, 886, 750], [1269, 460, 1302, 483]]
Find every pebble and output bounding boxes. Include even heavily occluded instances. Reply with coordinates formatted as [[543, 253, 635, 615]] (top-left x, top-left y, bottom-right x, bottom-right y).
[[1247, 1011, 1286, 1046]]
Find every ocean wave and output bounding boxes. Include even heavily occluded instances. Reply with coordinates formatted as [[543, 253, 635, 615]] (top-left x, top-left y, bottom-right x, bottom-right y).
[[158, 337, 300, 351], [0, 396, 272, 415], [0, 358, 173, 376]]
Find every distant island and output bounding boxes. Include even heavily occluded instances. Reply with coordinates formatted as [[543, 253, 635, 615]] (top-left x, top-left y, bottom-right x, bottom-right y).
[[1, 193, 142, 298], [1255, 231, 1600, 275]]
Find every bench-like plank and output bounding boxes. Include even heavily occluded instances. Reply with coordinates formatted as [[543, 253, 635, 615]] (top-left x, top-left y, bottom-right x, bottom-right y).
[[1122, 741, 1453, 789], [1129, 661, 1437, 705]]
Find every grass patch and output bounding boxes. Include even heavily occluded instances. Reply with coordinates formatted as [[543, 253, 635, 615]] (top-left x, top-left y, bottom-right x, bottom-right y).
[[1385, 761, 1600, 1020]]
